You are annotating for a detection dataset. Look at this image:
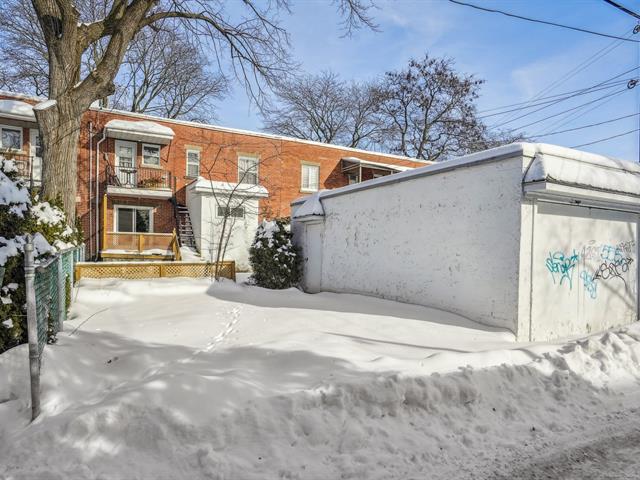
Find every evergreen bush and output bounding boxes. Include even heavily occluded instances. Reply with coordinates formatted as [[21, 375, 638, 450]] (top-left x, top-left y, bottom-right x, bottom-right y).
[[249, 219, 301, 289]]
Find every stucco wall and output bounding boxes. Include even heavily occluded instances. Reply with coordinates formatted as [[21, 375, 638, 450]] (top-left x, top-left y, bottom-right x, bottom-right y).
[[298, 155, 527, 332]]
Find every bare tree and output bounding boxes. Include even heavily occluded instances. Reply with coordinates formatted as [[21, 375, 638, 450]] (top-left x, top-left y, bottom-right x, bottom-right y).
[[261, 71, 382, 148], [376, 55, 488, 161], [113, 28, 227, 121], [1, 0, 375, 219]]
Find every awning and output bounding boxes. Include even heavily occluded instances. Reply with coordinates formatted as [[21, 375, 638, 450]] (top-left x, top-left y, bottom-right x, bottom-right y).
[[104, 119, 175, 145], [0, 99, 36, 123], [341, 156, 412, 173]]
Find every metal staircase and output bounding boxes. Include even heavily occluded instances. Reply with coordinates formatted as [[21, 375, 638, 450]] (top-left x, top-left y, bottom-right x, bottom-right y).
[[175, 204, 198, 251]]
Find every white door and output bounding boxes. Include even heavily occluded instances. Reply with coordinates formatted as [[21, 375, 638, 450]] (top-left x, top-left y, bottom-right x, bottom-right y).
[[303, 222, 323, 293], [530, 202, 638, 341], [114, 140, 137, 187], [29, 129, 42, 183]]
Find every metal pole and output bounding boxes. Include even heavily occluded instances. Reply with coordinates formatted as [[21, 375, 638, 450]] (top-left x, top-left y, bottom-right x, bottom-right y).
[[24, 236, 40, 421], [57, 255, 65, 332]]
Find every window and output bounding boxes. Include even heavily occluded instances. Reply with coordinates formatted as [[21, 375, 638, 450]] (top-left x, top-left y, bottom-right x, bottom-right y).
[[186, 149, 200, 177], [347, 173, 359, 185], [238, 155, 259, 185], [142, 144, 161, 166], [217, 205, 245, 218], [301, 163, 320, 192], [0, 126, 22, 151], [115, 206, 153, 233]]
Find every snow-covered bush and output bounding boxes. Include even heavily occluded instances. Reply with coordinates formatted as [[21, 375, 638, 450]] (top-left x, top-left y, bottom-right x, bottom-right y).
[[249, 219, 301, 289], [0, 157, 81, 353]]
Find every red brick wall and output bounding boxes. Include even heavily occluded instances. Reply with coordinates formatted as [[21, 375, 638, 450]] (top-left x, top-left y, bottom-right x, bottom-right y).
[[1, 93, 428, 257]]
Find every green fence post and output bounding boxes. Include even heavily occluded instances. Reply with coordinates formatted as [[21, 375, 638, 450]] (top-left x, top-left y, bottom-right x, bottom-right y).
[[57, 254, 65, 331]]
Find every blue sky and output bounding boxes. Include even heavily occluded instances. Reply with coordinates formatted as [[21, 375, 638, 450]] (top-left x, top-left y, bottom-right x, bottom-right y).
[[215, 0, 640, 161]]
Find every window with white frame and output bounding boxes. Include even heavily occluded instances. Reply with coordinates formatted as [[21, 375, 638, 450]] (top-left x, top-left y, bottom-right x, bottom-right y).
[[0, 125, 22, 151], [217, 205, 245, 218], [186, 149, 200, 177], [115, 206, 153, 233], [301, 163, 320, 192], [142, 144, 161, 166], [238, 155, 259, 185]]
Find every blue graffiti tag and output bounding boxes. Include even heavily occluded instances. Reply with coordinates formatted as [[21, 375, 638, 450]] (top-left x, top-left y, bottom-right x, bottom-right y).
[[545, 250, 580, 289], [579, 270, 598, 299], [600, 244, 624, 266]]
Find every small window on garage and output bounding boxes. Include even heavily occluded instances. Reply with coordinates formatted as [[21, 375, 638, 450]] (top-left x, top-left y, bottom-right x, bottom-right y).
[[217, 205, 245, 218]]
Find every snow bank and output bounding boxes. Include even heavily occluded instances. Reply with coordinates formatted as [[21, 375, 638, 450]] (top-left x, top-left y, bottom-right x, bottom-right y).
[[1, 279, 640, 478], [292, 191, 325, 218]]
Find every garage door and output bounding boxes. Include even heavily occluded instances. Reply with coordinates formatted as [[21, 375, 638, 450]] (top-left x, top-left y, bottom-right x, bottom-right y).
[[530, 201, 638, 341]]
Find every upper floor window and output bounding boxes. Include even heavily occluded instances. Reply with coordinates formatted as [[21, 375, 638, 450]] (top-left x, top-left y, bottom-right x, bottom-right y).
[[0, 125, 22, 151], [186, 149, 200, 177], [142, 144, 161, 166], [301, 163, 320, 192], [238, 155, 259, 185]]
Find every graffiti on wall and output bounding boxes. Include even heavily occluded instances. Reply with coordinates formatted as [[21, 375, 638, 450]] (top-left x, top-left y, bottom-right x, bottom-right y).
[[546, 240, 636, 299], [545, 250, 580, 289]]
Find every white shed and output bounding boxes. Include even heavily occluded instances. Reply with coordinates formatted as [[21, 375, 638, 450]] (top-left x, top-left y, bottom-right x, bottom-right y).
[[291, 143, 640, 341], [186, 178, 268, 270]]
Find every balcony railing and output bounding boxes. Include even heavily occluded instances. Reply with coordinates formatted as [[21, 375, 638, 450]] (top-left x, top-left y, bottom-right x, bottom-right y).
[[105, 163, 171, 190], [1, 152, 41, 187]]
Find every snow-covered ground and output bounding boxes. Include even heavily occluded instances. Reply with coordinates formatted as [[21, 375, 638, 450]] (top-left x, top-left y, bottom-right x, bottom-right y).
[[1, 277, 640, 479]]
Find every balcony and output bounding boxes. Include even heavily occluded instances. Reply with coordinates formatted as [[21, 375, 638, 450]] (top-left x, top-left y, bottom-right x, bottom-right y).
[[1, 153, 41, 188], [101, 231, 181, 261], [105, 163, 173, 199]]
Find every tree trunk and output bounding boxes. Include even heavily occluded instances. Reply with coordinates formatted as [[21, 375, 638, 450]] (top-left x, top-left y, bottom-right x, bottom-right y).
[[35, 98, 82, 221]]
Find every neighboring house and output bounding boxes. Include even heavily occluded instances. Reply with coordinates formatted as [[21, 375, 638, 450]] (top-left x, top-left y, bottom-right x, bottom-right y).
[[292, 143, 640, 342], [0, 91, 428, 269]]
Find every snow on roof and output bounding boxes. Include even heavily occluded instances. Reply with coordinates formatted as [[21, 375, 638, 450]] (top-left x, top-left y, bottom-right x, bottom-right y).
[[188, 177, 269, 197], [0, 100, 36, 122], [523, 145, 640, 198], [292, 143, 640, 206], [104, 119, 175, 144], [292, 192, 325, 219], [342, 156, 417, 172]]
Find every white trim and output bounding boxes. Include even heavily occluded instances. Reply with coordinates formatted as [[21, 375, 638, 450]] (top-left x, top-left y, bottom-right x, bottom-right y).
[[29, 129, 42, 182], [186, 149, 200, 177], [113, 204, 154, 233], [237, 154, 259, 185], [300, 163, 320, 192], [106, 185, 172, 199], [0, 124, 24, 152], [141, 142, 161, 166]]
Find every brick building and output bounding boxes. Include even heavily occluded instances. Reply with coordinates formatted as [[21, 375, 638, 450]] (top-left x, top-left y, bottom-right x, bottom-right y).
[[0, 91, 428, 268]]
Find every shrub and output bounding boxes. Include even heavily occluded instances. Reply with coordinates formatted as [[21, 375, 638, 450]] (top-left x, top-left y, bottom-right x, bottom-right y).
[[249, 219, 301, 289]]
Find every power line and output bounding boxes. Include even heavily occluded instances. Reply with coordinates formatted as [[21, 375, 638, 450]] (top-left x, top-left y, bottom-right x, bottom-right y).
[[507, 87, 632, 132], [448, 0, 640, 43], [533, 112, 639, 138], [479, 79, 628, 119], [603, 0, 640, 20], [571, 127, 640, 148]]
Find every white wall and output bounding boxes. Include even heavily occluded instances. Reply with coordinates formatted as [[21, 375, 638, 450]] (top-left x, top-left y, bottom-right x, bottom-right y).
[[187, 191, 259, 271], [526, 202, 638, 341], [297, 155, 527, 332]]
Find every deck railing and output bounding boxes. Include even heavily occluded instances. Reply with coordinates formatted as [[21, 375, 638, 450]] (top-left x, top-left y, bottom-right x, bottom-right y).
[[104, 231, 176, 252], [105, 163, 171, 190]]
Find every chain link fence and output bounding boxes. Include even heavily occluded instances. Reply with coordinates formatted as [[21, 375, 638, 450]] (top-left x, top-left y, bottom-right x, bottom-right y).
[[25, 238, 85, 419]]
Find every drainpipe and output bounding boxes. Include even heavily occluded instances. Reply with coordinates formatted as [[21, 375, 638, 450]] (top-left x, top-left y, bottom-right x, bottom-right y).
[[88, 121, 93, 258], [95, 130, 107, 255]]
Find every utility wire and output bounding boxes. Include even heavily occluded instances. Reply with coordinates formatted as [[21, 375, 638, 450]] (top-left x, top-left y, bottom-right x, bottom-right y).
[[533, 112, 640, 138], [478, 79, 628, 119], [447, 0, 640, 43], [571, 127, 640, 148], [603, 0, 640, 20], [506, 87, 632, 132]]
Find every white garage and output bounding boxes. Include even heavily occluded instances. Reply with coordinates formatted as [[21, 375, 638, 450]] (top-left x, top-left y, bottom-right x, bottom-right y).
[[291, 143, 640, 341]]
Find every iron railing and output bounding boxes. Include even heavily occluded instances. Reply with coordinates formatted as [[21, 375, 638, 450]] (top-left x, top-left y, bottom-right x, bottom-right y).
[[105, 163, 172, 190], [1, 153, 41, 189]]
